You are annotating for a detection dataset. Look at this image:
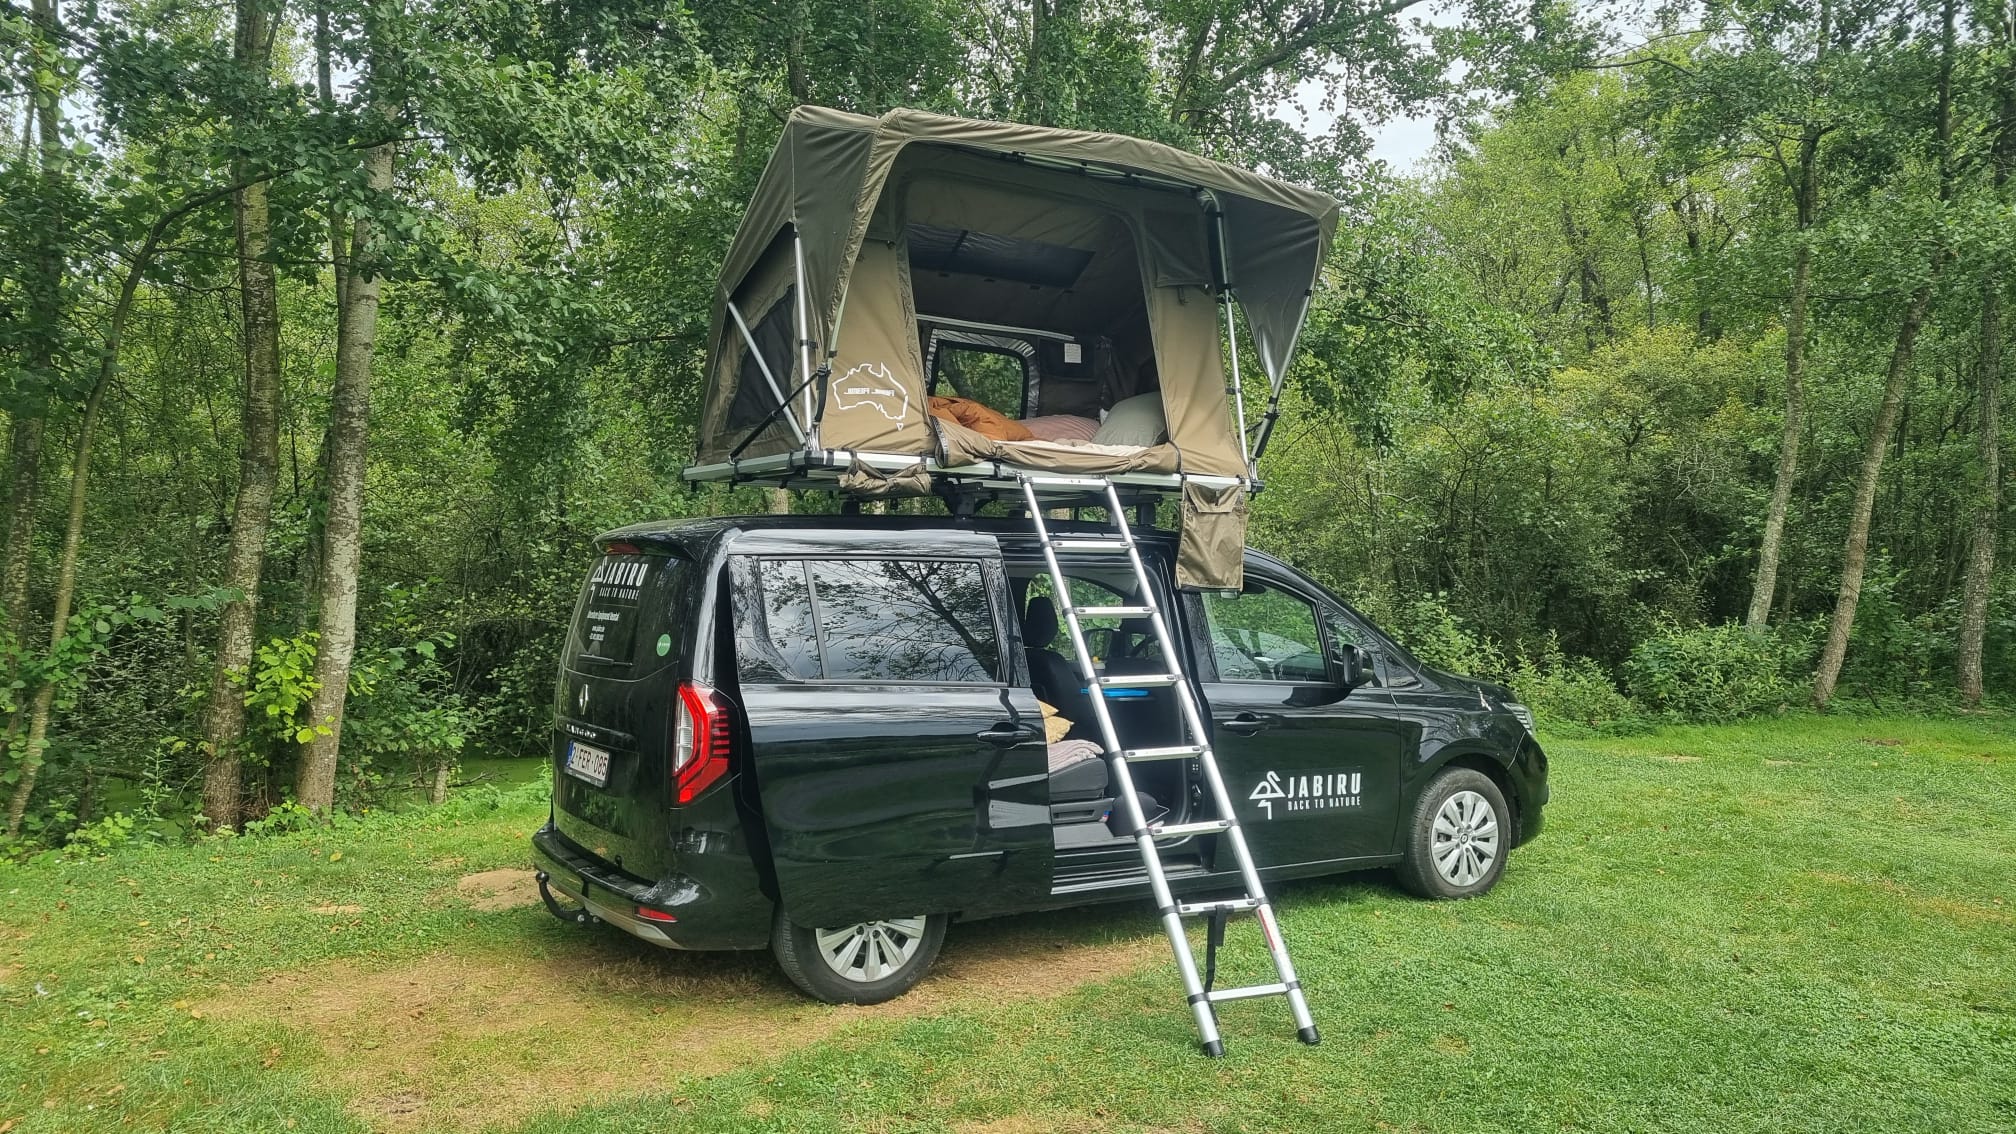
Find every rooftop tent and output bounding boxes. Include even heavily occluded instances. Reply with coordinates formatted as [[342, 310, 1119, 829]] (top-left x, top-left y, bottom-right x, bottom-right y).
[[688, 107, 1340, 585]]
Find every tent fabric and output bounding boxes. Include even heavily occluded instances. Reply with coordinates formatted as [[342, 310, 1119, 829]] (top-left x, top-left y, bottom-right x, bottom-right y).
[[698, 106, 1339, 469], [1178, 481, 1248, 592]]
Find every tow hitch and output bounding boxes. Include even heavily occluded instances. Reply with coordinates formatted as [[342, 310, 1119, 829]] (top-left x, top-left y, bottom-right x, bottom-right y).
[[535, 870, 594, 926]]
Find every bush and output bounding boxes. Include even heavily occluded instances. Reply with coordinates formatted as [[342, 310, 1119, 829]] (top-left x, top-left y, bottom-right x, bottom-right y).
[[1508, 637, 1645, 734], [1373, 592, 1512, 682], [1624, 621, 1805, 722]]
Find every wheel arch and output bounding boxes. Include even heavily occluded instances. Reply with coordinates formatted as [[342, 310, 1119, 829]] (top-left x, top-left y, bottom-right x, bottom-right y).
[[1427, 748, 1522, 842]]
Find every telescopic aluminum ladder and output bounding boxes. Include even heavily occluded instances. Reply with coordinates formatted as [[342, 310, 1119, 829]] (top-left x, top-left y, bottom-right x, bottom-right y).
[[1018, 474, 1319, 1057]]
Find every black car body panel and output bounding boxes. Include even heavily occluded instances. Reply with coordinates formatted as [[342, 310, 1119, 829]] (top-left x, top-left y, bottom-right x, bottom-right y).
[[536, 515, 1549, 949]]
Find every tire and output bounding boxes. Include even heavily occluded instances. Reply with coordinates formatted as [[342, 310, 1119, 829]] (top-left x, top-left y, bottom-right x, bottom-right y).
[[1397, 766, 1512, 900], [770, 911, 947, 1004]]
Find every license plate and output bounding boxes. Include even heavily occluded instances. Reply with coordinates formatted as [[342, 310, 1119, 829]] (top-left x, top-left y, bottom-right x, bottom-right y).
[[565, 741, 611, 787]]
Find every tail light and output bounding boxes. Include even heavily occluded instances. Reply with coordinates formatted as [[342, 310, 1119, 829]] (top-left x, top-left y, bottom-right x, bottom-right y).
[[672, 682, 733, 804]]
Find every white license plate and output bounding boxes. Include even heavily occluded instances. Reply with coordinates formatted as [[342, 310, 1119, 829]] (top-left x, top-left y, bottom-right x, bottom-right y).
[[565, 741, 611, 787]]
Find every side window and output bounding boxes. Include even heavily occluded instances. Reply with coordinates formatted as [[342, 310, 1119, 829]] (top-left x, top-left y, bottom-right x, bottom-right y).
[[810, 559, 1000, 683], [1201, 580, 1328, 683], [742, 559, 822, 680]]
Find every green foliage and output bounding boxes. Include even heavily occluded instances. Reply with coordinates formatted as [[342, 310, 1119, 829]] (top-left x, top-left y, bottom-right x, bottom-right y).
[[1507, 640, 1644, 736], [1624, 621, 1811, 723], [244, 632, 325, 748]]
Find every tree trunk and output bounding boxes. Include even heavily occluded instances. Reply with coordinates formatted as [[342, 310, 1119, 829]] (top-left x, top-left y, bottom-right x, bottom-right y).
[[1747, 238, 1812, 629], [1810, 286, 1933, 707], [1958, 36, 2012, 705], [429, 759, 451, 805], [4, 376, 108, 836], [3, 416, 46, 640], [1746, 1, 1830, 627], [2, 0, 66, 793], [296, 139, 395, 815], [199, 0, 284, 831], [1957, 285, 2002, 705]]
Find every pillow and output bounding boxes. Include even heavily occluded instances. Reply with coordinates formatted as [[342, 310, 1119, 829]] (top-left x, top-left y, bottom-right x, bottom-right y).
[[1036, 699, 1072, 744], [1092, 392, 1167, 447], [1021, 414, 1101, 442], [928, 395, 1034, 442]]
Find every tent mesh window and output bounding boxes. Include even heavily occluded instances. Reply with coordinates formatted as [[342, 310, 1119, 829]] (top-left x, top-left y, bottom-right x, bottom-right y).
[[725, 286, 798, 432]]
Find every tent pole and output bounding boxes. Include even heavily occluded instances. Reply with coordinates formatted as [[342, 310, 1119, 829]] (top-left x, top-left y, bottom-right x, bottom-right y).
[[1207, 192, 1253, 477], [726, 300, 808, 445], [792, 228, 815, 435], [1247, 290, 1312, 466]]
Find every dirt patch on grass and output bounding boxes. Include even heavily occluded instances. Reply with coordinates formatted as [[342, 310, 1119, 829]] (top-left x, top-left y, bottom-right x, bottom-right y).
[[453, 868, 539, 911], [311, 903, 363, 915], [204, 915, 1163, 1132], [1653, 754, 1702, 763], [1806, 871, 2011, 926], [955, 1115, 1103, 1134]]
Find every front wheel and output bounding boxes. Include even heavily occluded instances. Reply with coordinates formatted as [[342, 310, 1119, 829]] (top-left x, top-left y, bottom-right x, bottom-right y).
[[771, 912, 947, 1004], [1398, 767, 1511, 899]]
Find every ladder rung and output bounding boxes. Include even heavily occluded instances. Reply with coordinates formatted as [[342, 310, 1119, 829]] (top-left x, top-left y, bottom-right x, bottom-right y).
[[1052, 538, 1131, 552], [1099, 673, 1179, 688], [1022, 475, 1116, 488], [1179, 898, 1258, 916], [1205, 982, 1289, 1004], [1154, 819, 1232, 838], [1123, 744, 1205, 762], [1074, 605, 1152, 618]]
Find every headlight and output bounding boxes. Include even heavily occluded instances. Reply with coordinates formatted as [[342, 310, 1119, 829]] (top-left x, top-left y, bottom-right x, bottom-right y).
[[1505, 701, 1534, 734]]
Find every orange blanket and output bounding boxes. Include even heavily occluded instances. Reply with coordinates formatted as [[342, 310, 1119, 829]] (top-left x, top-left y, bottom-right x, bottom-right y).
[[928, 395, 1033, 442]]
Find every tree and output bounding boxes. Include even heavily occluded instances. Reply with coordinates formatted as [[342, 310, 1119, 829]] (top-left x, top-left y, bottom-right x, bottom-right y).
[[1955, 0, 2012, 706], [198, 0, 287, 831], [1812, 0, 1960, 708]]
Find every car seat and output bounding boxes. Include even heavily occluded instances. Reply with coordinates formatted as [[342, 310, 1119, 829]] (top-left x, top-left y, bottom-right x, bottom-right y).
[[1023, 596, 1096, 736]]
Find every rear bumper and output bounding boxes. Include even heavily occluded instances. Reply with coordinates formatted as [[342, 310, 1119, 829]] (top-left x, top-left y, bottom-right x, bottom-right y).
[[531, 823, 769, 950]]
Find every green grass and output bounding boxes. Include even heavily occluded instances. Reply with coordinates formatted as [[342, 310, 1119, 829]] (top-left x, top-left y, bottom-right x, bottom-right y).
[[3, 714, 2013, 1133]]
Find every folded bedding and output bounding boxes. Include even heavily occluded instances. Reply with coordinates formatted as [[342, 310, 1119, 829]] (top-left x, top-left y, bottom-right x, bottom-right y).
[[927, 395, 1033, 441]]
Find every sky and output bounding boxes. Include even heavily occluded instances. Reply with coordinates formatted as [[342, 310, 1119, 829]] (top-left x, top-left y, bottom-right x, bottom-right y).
[[1367, 112, 1442, 172]]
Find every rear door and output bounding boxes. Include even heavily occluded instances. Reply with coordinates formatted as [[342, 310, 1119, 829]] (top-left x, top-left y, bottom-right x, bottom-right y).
[[551, 547, 694, 879], [728, 533, 1053, 927], [1195, 565, 1409, 867]]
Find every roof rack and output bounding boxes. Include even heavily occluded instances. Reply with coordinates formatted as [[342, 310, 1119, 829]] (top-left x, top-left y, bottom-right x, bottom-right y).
[[682, 448, 1252, 500]]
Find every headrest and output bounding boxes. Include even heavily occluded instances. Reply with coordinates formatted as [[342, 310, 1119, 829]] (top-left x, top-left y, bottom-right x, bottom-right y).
[[1023, 595, 1059, 649]]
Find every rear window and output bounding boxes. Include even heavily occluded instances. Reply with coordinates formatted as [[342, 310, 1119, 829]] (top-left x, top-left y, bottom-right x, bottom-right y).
[[736, 557, 1001, 684], [564, 551, 692, 671]]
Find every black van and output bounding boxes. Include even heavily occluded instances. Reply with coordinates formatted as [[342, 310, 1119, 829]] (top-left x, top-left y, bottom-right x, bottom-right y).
[[531, 514, 1548, 1004]]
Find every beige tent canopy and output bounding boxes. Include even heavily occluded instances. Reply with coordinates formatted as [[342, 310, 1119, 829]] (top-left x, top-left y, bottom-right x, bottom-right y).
[[683, 107, 1339, 586]]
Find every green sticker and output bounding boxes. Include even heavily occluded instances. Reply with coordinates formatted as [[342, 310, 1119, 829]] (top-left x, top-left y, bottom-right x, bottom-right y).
[[656, 633, 673, 657]]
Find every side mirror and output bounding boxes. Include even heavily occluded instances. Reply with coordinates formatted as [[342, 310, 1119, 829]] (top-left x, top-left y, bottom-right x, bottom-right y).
[[1332, 642, 1371, 691]]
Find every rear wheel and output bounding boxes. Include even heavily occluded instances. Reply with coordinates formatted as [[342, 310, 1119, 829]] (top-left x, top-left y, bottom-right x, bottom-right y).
[[1398, 767, 1510, 899], [771, 912, 947, 1004]]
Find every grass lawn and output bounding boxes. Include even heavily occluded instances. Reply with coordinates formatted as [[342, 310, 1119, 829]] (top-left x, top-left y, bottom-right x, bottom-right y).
[[3, 713, 2012, 1133]]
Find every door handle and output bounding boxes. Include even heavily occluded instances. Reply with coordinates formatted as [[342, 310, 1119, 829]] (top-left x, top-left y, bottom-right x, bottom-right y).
[[976, 723, 1038, 747], [1218, 714, 1273, 737]]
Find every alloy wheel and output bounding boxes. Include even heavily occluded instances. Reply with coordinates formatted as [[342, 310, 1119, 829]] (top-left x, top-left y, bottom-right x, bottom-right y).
[[813, 917, 930, 983], [1431, 789, 1500, 887]]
